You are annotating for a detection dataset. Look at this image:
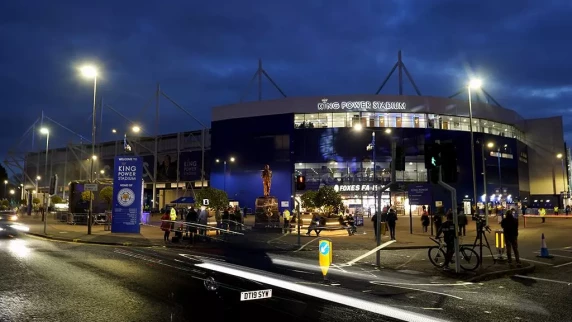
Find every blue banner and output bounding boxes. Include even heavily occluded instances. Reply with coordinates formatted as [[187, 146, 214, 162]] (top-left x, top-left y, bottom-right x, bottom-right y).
[[111, 156, 143, 233], [407, 183, 432, 205]]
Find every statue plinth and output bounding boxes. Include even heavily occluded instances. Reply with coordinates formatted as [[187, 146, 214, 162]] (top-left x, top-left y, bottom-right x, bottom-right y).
[[253, 195, 280, 230]]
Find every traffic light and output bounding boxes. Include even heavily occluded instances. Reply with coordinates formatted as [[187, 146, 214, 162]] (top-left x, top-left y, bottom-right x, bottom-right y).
[[395, 146, 405, 171], [440, 143, 458, 183], [424, 143, 442, 169], [49, 174, 58, 195], [296, 175, 306, 190]]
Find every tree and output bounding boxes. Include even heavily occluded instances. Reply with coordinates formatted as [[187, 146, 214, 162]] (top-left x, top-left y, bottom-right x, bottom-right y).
[[1, 199, 9, 210], [51, 195, 63, 204], [314, 186, 343, 213], [32, 197, 40, 207], [99, 186, 113, 210], [301, 190, 318, 210], [194, 187, 229, 210], [81, 191, 94, 202]]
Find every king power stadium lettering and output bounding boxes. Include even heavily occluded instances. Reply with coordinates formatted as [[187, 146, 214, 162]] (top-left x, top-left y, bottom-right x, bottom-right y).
[[318, 100, 407, 111]]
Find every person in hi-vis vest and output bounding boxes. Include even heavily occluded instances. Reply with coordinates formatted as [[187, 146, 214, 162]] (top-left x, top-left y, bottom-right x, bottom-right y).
[[539, 207, 546, 223]]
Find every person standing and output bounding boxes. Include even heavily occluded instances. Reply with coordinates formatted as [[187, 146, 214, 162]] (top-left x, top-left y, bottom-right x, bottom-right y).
[[539, 207, 546, 223], [371, 211, 379, 240], [501, 210, 521, 267], [421, 206, 430, 233], [282, 208, 291, 232], [386, 208, 398, 240], [160, 211, 171, 242], [457, 206, 467, 236]]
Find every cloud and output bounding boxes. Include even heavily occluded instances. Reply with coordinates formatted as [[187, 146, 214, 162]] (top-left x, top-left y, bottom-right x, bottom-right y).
[[0, 0, 571, 158]]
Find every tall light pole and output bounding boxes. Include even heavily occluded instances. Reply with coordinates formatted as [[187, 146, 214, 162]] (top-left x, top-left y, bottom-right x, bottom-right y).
[[468, 78, 482, 216], [216, 157, 235, 192], [80, 65, 98, 235], [557, 153, 566, 207], [40, 128, 50, 207]]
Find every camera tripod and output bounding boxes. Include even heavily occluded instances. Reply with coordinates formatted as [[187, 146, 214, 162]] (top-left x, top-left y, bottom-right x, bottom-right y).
[[470, 219, 496, 264]]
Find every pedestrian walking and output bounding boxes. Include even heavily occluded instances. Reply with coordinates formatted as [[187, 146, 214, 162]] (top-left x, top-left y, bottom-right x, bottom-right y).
[[457, 206, 467, 236]]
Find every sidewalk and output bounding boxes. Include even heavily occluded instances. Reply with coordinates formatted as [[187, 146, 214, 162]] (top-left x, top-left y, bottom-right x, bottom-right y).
[[265, 215, 506, 251]]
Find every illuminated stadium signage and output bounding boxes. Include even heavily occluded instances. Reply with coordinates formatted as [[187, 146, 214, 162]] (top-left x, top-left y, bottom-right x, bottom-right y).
[[317, 98, 406, 112], [334, 184, 383, 192]]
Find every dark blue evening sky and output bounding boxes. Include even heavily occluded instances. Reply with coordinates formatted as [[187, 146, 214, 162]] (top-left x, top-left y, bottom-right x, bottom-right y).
[[1, 0, 571, 156]]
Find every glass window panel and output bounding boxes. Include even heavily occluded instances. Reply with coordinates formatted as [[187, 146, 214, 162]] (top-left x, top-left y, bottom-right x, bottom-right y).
[[386, 113, 400, 127], [459, 117, 470, 131], [332, 113, 346, 128], [294, 114, 305, 128], [304, 114, 320, 128], [400, 114, 414, 128], [427, 114, 437, 129], [312, 113, 330, 128]]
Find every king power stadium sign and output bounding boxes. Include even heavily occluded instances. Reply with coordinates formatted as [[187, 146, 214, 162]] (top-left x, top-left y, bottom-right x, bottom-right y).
[[318, 98, 407, 112]]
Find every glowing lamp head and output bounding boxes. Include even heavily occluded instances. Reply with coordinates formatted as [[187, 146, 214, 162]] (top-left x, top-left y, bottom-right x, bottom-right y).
[[557, 153, 563, 159], [486, 142, 494, 148], [353, 123, 363, 131], [40, 128, 49, 134], [132, 125, 141, 133], [230, 157, 236, 162], [80, 65, 98, 78], [469, 79, 482, 89]]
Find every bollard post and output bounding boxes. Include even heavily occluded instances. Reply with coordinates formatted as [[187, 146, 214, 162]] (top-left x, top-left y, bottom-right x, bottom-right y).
[[495, 229, 505, 260]]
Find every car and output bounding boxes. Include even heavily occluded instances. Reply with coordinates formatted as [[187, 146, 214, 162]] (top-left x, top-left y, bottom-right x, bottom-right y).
[[0, 210, 28, 236]]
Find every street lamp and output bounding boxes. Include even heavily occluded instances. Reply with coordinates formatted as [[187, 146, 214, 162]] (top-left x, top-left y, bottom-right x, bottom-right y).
[[468, 78, 482, 215], [80, 64, 98, 235], [216, 157, 235, 192], [132, 125, 141, 133]]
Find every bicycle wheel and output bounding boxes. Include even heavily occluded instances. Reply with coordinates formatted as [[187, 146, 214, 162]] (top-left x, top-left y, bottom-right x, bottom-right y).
[[459, 247, 480, 271], [428, 247, 447, 268]]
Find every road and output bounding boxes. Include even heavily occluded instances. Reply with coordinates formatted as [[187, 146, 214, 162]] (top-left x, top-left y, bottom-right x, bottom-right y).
[[0, 233, 569, 322]]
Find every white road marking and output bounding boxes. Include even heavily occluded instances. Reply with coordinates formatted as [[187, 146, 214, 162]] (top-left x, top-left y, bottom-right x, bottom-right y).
[[331, 263, 347, 272], [534, 252, 572, 259], [423, 308, 444, 311], [371, 282, 473, 287], [293, 237, 319, 252], [370, 281, 463, 300], [345, 240, 397, 266], [395, 253, 417, 269], [267, 233, 288, 244], [513, 275, 572, 285], [553, 262, 572, 268], [519, 258, 554, 266]]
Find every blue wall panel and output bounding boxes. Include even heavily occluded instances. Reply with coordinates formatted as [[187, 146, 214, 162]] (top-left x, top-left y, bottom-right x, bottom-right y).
[[210, 114, 295, 210]]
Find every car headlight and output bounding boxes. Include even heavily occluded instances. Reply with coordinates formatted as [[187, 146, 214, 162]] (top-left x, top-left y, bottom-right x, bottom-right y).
[[9, 215, 17, 221]]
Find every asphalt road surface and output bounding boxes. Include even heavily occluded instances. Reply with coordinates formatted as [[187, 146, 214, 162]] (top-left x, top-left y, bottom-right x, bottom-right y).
[[0, 234, 569, 322]]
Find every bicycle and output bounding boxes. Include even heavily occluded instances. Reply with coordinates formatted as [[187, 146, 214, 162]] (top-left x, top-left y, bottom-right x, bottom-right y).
[[428, 237, 480, 271]]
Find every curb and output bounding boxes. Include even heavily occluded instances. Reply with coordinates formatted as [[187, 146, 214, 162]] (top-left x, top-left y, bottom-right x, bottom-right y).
[[25, 232, 299, 252], [467, 264, 536, 282], [25, 232, 157, 247]]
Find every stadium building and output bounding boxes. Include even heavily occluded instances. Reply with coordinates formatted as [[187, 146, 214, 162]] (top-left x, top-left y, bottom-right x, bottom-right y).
[[210, 56, 569, 215]]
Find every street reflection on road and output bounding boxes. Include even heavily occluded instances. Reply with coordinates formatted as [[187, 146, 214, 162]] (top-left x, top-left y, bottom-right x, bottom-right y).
[[7, 239, 31, 258]]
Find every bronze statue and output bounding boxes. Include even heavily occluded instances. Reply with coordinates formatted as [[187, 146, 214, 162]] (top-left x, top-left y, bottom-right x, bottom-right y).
[[261, 164, 272, 197]]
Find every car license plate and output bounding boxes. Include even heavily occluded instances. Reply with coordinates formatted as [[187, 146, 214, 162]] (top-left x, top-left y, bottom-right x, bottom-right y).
[[240, 289, 272, 301]]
